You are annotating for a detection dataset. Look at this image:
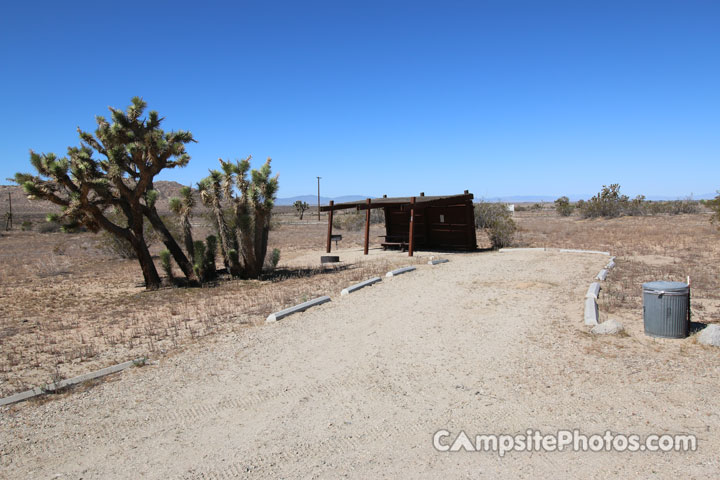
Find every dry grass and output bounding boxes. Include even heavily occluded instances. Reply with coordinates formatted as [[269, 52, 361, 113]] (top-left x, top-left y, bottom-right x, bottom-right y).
[[0, 212, 420, 396], [514, 210, 720, 325], [2, 206, 719, 397]]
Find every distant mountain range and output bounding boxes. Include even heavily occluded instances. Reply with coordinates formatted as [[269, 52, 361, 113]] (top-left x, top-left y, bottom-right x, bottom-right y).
[[278, 192, 718, 205], [2, 181, 715, 214], [275, 195, 368, 206]]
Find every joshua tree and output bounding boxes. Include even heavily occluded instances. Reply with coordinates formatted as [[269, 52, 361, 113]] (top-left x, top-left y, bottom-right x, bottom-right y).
[[198, 170, 241, 276], [294, 200, 309, 220], [14, 97, 198, 289], [199, 156, 278, 278], [554, 196, 573, 217]]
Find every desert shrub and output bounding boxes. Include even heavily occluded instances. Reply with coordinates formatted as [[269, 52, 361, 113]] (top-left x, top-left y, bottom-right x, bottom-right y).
[[710, 192, 720, 227], [666, 198, 700, 215], [579, 184, 628, 218], [475, 201, 517, 249], [333, 209, 384, 231], [333, 212, 364, 231], [264, 248, 281, 272], [159, 249, 173, 281], [21, 220, 32, 231], [37, 218, 62, 233], [554, 196, 574, 217], [191, 235, 218, 282], [625, 195, 648, 216]]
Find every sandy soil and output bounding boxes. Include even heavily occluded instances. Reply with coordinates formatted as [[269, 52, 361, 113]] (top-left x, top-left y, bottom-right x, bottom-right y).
[[1, 250, 719, 478]]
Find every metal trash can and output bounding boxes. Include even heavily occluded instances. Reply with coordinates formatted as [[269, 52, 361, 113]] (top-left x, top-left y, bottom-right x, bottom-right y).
[[642, 281, 690, 338]]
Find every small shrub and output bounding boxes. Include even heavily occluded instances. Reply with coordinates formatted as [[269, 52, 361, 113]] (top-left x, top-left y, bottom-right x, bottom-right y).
[[475, 201, 517, 249], [37, 220, 62, 233], [264, 248, 281, 272], [21, 220, 32, 231], [626, 195, 647, 216], [159, 249, 173, 281], [554, 196, 574, 217], [332, 208, 384, 231]]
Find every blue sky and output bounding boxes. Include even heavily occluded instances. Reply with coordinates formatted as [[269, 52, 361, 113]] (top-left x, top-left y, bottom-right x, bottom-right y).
[[1, 0, 718, 199]]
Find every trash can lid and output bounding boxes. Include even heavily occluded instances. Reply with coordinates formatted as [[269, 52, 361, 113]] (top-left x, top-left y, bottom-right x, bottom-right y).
[[642, 281, 689, 293]]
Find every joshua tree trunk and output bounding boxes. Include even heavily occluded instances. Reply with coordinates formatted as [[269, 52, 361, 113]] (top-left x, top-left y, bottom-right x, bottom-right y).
[[181, 215, 194, 261], [144, 206, 198, 283], [210, 200, 241, 276], [129, 233, 161, 290], [252, 211, 270, 277]]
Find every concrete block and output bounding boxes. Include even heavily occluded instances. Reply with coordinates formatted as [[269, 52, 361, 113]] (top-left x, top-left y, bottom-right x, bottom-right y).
[[498, 248, 546, 252], [266, 296, 331, 323], [0, 359, 143, 407], [586, 282, 601, 299], [596, 269, 608, 281], [341, 277, 381, 296], [584, 297, 599, 326], [560, 248, 611, 256], [428, 258, 449, 265], [385, 266, 416, 278]]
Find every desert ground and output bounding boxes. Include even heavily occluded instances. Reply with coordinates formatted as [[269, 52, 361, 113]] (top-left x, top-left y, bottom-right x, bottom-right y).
[[1, 198, 719, 478]]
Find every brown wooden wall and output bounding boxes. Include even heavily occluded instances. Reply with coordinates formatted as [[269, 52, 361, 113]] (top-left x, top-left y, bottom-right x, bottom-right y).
[[384, 201, 477, 250]]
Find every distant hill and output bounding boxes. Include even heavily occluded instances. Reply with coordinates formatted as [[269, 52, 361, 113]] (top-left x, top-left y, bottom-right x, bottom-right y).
[[0, 180, 200, 216]]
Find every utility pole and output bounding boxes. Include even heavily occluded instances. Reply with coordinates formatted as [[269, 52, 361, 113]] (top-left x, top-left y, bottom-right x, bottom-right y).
[[317, 176, 321, 221], [5, 192, 12, 231]]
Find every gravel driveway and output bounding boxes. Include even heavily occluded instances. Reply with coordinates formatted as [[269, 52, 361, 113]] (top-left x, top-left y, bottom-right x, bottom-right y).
[[1, 250, 717, 479]]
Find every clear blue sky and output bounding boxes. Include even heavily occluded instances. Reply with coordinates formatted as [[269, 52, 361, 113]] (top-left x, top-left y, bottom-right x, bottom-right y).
[[1, 0, 718, 199]]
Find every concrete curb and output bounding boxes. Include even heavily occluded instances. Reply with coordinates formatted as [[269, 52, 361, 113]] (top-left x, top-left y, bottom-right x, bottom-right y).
[[386, 266, 416, 278], [0, 358, 145, 407], [586, 282, 601, 299], [428, 258, 449, 265], [341, 277, 382, 296], [596, 269, 609, 281], [266, 296, 332, 323], [499, 247, 546, 252], [606, 259, 616, 270], [560, 248, 611, 256], [584, 297, 599, 325]]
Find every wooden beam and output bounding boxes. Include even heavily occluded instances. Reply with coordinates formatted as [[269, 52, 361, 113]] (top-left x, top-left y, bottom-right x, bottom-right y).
[[408, 196, 415, 257], [363, 198, 371, 255], [355, 194, 474, 211], [326, 200, 334, 253]]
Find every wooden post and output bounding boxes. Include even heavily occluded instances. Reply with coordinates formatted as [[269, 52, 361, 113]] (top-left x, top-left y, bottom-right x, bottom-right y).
[[326, 200, 334, 253], [408, 196, 416, 257], [363, 198, 371, 255]]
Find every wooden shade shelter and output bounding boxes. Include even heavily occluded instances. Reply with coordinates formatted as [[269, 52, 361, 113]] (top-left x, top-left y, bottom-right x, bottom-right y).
[[320, 191, 477, 256]]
